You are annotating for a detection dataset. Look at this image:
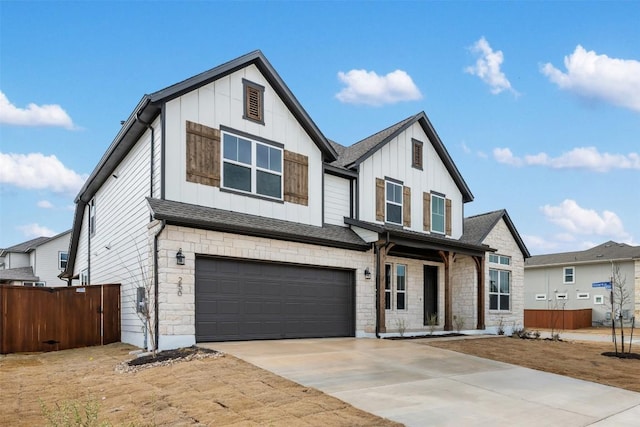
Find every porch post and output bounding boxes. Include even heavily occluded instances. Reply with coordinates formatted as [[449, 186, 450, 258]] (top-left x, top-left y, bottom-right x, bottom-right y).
[[439, 250, 452, 331], [474, 256, 485, 330], [377, 242, 395, 334]]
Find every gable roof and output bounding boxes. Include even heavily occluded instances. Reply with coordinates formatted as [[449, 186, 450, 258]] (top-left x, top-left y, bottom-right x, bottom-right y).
[[146, 198, 369, 251], [0, 230, 71, 256], [330, 112, 474, 203], [462, 210, 530, 258], [526, 241, 640, 268]]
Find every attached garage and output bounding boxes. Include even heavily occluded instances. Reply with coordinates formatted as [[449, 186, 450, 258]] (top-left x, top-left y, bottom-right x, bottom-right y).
[[195, 257, 355, 341]]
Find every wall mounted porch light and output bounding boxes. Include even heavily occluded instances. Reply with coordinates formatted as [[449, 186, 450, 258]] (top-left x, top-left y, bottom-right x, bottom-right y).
[[176, 248, 185, 265], [364, 267, 372, 280]]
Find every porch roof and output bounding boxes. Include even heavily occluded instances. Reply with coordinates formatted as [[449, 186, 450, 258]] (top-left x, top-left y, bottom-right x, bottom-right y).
[[344, 218, 492, 258], [0, 267, 39, 282]]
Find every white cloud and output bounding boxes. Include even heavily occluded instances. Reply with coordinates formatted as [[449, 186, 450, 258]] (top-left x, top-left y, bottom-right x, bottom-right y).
[[0, 91, 75, 129], [17, 223, 56, 238], [465, 37, 517, 95], [37, 200, 54, 209], [541, 45, 640, 112], [0, 152, 87, 194], [493, 146, 640, 172], [541, 199, 631, 241], [336, 69, 422, 106]]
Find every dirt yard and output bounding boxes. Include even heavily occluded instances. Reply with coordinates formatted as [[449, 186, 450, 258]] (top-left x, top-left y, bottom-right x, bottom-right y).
[[427, 335, 640, 393], [0, 343, 400, 426]]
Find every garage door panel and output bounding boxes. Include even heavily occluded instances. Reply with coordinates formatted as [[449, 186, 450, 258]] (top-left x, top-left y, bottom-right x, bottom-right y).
[[195, 257, 354, 342]]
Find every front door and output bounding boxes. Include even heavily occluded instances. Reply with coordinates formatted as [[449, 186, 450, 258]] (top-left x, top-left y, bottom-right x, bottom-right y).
[[423, 265, 438, 325]]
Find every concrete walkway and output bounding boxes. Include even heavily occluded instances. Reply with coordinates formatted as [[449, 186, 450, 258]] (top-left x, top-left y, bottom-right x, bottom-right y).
[[208, 338, 640, 427]]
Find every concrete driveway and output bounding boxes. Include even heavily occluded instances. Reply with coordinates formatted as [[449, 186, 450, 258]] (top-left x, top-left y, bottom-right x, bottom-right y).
[[208, 337, 640, 426]]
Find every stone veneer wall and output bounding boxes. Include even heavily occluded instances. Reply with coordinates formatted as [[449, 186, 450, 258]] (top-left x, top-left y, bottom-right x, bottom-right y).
[[451, 255, 478, 331], [482, 219, 525, 331], [635, 259, 640, 319], [152, 222, 373, 349]]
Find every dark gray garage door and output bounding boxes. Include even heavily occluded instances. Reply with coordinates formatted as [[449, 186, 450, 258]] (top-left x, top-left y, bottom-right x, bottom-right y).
[[195, 257, 354, 341]]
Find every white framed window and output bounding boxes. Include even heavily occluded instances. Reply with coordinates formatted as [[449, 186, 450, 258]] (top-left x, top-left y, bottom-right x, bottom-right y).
[[222, 132, 283, 200], [535, 294, 547, 301], [431, 194, 445, 234], [24, 281, 46, 287], [81, 269, 89, 286], [384, 263, 408, 311], [89, 199, 96, 236], [58, 251, 68, 270], [594, 295, 604, 305], [396, 264, 407, 310], [577, 292, 590, 300], [556, 292, 568, 300], [385, 181, 403, 225], [563, 266, 575, 284], [489, 269, 510, 310], [489, 254, 511, 266]]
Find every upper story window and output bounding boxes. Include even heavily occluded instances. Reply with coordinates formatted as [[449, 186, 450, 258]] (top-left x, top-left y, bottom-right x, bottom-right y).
[[243, 79, 265, 124], [563, 266, 575, 284], [222, 132, 283, 200], [431, 194, 445, 234], [89, 199, 96, 236], [385, 180, 403, 225], [412, 139, 423, 170], [489, 254, 511, 265], [58, 251, 68, 270]]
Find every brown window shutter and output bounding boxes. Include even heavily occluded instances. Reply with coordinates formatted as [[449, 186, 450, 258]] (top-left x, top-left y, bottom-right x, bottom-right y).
[[186, 121, 220, 187], [376, 178, 385, 221], [423, 192, 431, 231], [284, 150, 308, 205], [445, 198, 452, 236], [403, 186, 411, 227], [246, 86, 262, 121]]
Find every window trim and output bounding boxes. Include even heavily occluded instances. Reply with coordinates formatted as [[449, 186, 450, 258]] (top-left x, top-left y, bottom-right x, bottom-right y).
[[384, 263, 408, 311], [411, 138, 423, 170], [489, 268, 510, 311], [221, 130, 284, 201], [396, 264, 407, 311], [242, 78, 265, 125], [535, 294, 547, 301], [58, 251, 68, 270], [385, 179, 403, 225], [576, 292, 590, 300], [594, 295, 604, 305], [430, 193, 446, 234], [384, 264, 392, 310], [563, 266, 575, 284], [556, 292, 568, 300], [489, 254, 511, 265]]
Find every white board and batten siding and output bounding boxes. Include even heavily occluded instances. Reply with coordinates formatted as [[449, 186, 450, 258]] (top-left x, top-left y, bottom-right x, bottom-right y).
[[73, 117, 161, 349], [163, 64, 324, 227], [324, 174, 351, 226], [358, 122, 464, 239]]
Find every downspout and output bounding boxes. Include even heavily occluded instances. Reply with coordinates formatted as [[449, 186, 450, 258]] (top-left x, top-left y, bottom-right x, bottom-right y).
[[136, 112, 155, 201], [153, 220, 166, 351]]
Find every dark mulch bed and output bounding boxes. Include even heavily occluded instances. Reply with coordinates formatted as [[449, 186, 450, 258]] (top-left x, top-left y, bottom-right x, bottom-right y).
[[602, 351, 640, 360], [129, 345, 219, 366], [386, 333, 466, 340]]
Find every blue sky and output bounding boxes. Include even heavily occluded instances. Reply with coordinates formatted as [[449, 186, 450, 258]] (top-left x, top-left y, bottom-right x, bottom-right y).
[[1, 1, 639, 255]]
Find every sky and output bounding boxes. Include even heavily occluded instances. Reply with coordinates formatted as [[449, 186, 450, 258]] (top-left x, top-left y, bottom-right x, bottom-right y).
[[1, 1, 639, 255]]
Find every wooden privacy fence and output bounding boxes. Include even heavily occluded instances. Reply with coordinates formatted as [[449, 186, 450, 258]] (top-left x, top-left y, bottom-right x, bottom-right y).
[[0, 284, 120, 354], [524, 308, 592, 330]]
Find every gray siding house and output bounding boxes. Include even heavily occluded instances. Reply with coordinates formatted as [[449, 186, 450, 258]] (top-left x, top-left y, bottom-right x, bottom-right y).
[[524, 241, 640, 325]]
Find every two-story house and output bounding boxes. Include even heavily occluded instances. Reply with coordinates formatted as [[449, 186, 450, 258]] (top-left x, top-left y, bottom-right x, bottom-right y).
[[61, 51, 529, 351], [0, 230, 71, 287], [525, 241, 640, 327]]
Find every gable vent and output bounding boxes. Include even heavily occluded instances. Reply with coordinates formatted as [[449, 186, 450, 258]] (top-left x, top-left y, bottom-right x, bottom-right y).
[[243, 79, 265, 124]]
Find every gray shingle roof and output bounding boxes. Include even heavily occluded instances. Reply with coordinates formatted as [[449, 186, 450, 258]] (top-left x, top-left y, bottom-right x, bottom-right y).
[[462, 210, 530, 258], [526, 241, 640, 267], [0, 267, 39, 282], [147, 198, 369, 251], [2, 236, 51, 254]]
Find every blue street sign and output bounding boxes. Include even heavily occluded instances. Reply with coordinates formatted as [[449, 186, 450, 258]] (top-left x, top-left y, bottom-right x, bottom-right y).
[[592, 281, 612, 289]]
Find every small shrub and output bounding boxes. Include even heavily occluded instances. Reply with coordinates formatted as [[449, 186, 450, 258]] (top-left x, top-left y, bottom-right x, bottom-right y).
[[395, 318, 407, 337], [453, 315, 466, 333], [426, 313, 438, 335], [40, 397, 111, 427], [497, 318, 505, 335]]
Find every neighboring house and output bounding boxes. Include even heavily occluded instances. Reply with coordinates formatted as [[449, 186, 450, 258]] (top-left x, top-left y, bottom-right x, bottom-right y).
[[61, 50, 529, 351], [0, 231, 71, 287], [525, 241, 640, 325]]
